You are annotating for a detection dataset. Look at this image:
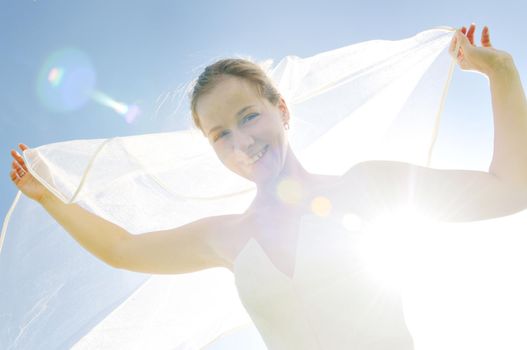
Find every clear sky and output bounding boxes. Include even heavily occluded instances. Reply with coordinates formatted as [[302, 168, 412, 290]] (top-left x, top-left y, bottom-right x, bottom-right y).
[[1, 0, 526, 348]]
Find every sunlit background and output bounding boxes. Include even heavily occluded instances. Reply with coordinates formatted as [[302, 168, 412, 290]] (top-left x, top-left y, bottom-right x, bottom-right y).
[[1, 0, 526, 349]]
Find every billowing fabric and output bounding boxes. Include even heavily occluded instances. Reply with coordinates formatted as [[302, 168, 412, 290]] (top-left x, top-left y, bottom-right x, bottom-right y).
[[2, 27, 527, 349]]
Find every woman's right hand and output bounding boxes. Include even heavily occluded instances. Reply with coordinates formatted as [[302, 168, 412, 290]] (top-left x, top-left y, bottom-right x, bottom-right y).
[[9, 143, 52, 203]]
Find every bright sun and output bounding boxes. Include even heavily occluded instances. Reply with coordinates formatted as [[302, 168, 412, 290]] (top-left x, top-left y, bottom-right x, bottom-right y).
[[354, 205, 427, 291], [354, 204, 527, 350]]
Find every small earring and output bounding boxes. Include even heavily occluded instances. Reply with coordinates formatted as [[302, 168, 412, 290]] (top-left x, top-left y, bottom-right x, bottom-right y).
[[284, 121, 290, 130]]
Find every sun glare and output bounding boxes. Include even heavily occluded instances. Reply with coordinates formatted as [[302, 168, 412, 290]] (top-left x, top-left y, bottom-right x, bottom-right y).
[[355, 205, 429, 291], [356, 205, 527, 350]]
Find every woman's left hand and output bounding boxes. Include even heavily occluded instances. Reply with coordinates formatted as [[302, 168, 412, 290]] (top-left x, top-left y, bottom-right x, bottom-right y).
[[449, 23, 513, 77]]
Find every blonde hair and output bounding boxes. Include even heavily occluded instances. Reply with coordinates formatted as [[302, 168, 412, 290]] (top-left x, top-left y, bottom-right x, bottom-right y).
[[189, 58, 281, 136]]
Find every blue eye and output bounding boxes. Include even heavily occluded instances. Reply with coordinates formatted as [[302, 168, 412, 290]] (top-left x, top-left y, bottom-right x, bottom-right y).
[[243, 113, 258, 123], [213, 114, 258, 142], [215, 130, 230, 141]]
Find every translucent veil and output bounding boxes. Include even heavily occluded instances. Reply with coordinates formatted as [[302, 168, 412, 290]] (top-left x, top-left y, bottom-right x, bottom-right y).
[[2, 27, 527, 349]]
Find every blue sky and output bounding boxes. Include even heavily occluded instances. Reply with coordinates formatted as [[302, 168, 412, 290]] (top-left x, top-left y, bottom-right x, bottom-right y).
[[1, 0, 526, 348]]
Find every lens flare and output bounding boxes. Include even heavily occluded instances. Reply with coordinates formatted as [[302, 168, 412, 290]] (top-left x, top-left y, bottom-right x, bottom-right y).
[[47, 67, 64, 87], [310, 196, 332, 217], [276, 178, 304, 205], [37, 48, 141, 124], [37, 48, 96, 112], [90, 90, 141, 124]]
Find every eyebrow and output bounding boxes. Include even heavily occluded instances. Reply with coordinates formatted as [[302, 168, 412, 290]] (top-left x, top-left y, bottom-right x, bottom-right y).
[[207, 105, 255, 136]]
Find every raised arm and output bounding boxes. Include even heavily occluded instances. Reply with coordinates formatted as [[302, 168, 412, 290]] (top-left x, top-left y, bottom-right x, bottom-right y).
[[39, 190, 229, 274], [10, 143, 228, 274], [343, 26, 527, 223], [350, 160, 527, 223], [451, 24, 527, 186]]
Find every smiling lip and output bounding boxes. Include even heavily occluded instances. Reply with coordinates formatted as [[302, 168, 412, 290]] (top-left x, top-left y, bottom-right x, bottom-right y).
[[246, 145, 268, 165]]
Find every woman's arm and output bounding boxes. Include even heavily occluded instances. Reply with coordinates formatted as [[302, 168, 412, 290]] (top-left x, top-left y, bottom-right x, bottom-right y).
[[39, 190, 229, 274], [10, 143, 227, 273], [350, 160, 527, 222], [343, 26, 527, 223], [487, 57, 527, 186], [38, 191, 130, 267], [113, 215, 231, 274], [452, 24, 527, 187]]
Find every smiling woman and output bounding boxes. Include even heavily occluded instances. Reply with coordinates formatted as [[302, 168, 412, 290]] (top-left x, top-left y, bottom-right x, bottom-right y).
[[188, 58, 295, 194], [194, 74, 294, 191], [3, 26, 527, 350]]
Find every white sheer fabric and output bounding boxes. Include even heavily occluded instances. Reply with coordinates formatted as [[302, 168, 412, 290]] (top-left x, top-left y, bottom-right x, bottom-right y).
[[2, 27, 527, 349]]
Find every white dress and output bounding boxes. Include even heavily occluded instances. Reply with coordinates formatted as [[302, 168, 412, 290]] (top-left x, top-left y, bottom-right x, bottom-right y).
[[233, 211, 414, 350]]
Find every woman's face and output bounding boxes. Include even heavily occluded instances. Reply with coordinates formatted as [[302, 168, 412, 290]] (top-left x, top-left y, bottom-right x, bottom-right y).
[[196, 75, 290, 184]]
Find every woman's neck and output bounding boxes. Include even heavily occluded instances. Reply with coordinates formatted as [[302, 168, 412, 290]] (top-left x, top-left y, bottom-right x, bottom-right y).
[[250, 151, 340, 213]]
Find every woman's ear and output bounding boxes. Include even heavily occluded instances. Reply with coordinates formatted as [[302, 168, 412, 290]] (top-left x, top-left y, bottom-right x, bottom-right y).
[[278, 96, 290, 124]]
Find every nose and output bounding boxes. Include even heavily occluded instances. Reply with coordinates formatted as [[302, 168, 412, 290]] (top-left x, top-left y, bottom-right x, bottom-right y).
[[231, 129, 255, 152]]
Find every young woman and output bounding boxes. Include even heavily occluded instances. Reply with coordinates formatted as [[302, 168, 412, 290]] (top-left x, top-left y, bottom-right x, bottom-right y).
[[9, 24, 527, 349]]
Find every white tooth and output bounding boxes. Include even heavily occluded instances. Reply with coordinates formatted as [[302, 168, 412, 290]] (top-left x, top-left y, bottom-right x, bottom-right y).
[[247, 147, 266, 165]]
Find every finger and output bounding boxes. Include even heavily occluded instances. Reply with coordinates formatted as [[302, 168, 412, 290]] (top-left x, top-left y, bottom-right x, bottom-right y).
[[482, 26, 492, 47], [454, 29, 471, 50], [451, 30, 469, 62], [461, 26, 467, 34], [10, 168, 21, 182], [18, 144, 29, 158], [11, 149, 28, 171], [467, 23, 476, 45], [12, 161, 28, 179], [11, 148, 23, 160], [18, 143, 30, 158], [13, 161, 25, 175], [17, 167, 26, 177]]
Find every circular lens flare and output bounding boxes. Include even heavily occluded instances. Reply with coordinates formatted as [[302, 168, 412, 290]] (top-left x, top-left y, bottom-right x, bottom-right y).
[[37, 48, 96, 112], [276, 178, 304, 205], [310, 196, 332, 217]]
